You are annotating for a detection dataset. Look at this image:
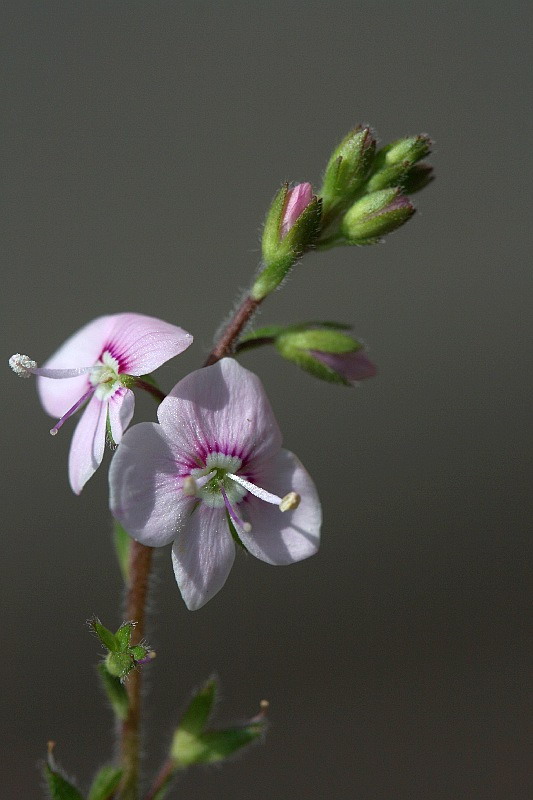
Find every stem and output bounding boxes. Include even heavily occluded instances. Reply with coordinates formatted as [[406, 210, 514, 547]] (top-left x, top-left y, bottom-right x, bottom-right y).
[[203, 295, 260, 366], [134, 379, 166, 403], [119, 541, 154, 800], [144, 759, 176, 800]]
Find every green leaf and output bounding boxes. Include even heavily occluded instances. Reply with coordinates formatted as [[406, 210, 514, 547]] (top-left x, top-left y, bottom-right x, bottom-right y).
[[113, 519, 131, 583], [87, 766, 122, 800], [179, 679, 217, 737], [97, 663, 129, 720], [88, 618, 118, 653]]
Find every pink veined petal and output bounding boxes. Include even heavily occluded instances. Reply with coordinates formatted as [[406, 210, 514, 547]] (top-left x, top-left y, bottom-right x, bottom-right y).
[[106, 313, 193, 376], [237, 449, 321, 565], [68, 393, 109, 494], [37, 315, 116, 418], [158, 358, 282, 467], [108, 387, 135, 444], [171, 505, 235, 610], [280, 182, 313, 238], [109, 422, 194, 547]]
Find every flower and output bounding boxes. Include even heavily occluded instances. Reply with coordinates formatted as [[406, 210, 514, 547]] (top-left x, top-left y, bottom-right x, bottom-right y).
[[109, 358, 321, 610], [280, 182, 314, 238], [9, 313, 193, 493]]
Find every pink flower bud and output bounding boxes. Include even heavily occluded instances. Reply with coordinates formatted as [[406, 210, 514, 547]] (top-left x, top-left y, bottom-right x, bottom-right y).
[[280, 182, 314, 238]]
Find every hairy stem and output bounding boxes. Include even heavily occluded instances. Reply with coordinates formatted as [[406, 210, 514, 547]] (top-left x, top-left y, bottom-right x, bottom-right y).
[[144, 759, 176, 800], [119, 541, 154, 800], [203, 295, 260, 366]]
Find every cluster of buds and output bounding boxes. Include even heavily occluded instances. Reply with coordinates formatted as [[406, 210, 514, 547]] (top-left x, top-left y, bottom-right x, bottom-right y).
[[252, 128, 433, 299]]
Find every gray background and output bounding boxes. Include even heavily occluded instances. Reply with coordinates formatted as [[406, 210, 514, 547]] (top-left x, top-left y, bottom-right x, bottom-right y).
[[2, 2, 531, 798]]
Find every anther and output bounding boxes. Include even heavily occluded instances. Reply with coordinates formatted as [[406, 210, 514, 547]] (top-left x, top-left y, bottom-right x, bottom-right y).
[[9, 354, 37, 378], [279, 491, 300, 511], [182, 476, 198, 496]]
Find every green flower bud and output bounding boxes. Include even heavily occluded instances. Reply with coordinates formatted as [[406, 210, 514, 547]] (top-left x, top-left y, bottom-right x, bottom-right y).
[[320, 126, 376, 219], [341, 188, 415, 244], [373, 134, 432, 170], [252, 182, 321, 300]]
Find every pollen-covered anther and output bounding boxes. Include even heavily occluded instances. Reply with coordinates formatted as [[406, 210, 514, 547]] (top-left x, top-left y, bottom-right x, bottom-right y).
[[182, 476, 198, 497], [9, 354, 37, 378], [279, 491, 301, 511]]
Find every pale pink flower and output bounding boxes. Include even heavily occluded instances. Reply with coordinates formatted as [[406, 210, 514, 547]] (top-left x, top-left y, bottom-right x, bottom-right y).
[[280, 182, 314, 238], [109, 358, 321, 610], [9, 313, 193, 493]]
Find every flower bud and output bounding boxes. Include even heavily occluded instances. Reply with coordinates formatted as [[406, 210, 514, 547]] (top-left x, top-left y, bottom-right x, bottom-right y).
[[341, 188, 415, 244], [252, 183, 321, 300], [401, 162, 434, 194], [320, 126, 376, 219], [376, 134, 432, 168], [276, 326, 376, 386]]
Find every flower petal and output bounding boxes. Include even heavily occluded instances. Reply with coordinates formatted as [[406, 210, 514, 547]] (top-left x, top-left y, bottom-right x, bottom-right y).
[[108, 387, 135, 444], [68, 394, 109, 494], [171, 505, 235, 610], [37, 316, 115, 418], [237, 449, 321, 564], [109, 421, 194, 546], [158, 358, 282, 467], [106, 313, 193, 376]]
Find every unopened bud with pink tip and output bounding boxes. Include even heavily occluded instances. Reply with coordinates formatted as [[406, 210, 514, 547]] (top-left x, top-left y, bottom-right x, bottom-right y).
[[280, 182, 314, 238]]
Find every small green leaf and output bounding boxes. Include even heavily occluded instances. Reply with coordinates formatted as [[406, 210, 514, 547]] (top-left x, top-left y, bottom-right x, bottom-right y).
[[97, 663, 129, 720], [89, 618, 118, 653], [179, 679, 217, 737], [87, 765, 122, 800], [113, 519, 131, 583]]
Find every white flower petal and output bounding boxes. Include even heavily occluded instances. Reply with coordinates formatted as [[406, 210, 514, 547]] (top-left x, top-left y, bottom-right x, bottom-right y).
[[238, 449, 321, 564], [107, 313, 193, 375], [108, 387, 135, 444], [68, 394, 108, 495], [171, 505, 235, 610], [109, 422, 194, 546], [158, 358, 282, 467]]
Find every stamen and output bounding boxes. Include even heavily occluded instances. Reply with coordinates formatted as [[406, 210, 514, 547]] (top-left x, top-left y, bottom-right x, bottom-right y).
[[9, 354, 93, 380], [227, 473, 283, 505], [50, 387, 95, 435], [182, 476, 198, 496], [221, 486, 252, 533]]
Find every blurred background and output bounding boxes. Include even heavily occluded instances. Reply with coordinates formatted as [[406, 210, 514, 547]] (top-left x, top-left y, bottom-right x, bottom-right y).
[[2, 2, 531, 798]]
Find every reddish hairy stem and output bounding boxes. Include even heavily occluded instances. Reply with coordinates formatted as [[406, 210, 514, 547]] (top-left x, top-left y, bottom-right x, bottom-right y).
[[144, 758, 176, 800], [203, 295, 260, 366], [119, 541, 154, 800]]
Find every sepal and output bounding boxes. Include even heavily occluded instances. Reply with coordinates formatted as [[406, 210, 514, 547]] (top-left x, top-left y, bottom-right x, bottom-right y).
[[341, 188, 415, 244], [169, 678, 267, 768], [87, 766, 123, 800], [43, 742, 84, 800], [320, 126, 376, 220]]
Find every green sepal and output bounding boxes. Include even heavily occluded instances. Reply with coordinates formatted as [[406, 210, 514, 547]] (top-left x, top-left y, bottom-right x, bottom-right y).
[[172, 723, 265, 767], [320, 126, 376, 220], [276, 340, 351, 386], [372, 134, 431, 171], [278, 328, 361, 354], [113, 519, 131, 583], [170, 679, 266, 768], [114, 622, 134, 650], [261, 183, 289, 265], [341, 188, 415, 244], [365, 161, 412, 193], [87, 766, 123, 800], [97, 663, 129, 720], [179, 678, 217, 737], [105, 650, 137, 680], [88, 618, 118, 653], [253, 194, 322, 300], [44, 745, 84, 800], [237, 321, 354, 355]]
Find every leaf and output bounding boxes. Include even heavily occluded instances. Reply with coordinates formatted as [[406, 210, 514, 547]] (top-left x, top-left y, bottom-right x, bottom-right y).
[[87, 766, 122, 800], [97, 663, 129, 720], [113, 519, 131, 583], [179, 679, 217, 737]]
